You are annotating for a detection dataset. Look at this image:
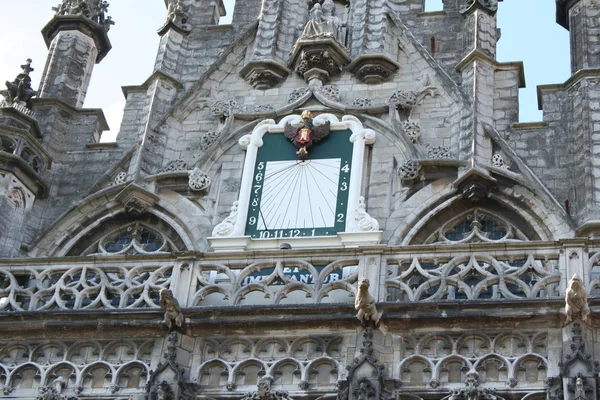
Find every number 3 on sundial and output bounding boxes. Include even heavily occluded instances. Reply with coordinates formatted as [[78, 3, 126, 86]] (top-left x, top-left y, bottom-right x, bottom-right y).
[[245, 112, 353, 239]]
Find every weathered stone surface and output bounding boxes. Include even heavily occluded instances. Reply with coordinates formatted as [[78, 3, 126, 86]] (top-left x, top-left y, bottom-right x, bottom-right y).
[[1, 2, 599, 400]]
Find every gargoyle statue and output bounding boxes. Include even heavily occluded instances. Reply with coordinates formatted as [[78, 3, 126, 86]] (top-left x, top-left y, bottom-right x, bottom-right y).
[[160, 288, 184, 330], [355, 279, 380, 326], [565, 274, 590, 324]]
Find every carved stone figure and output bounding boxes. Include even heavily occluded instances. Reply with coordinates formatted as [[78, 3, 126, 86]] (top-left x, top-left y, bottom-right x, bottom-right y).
[[212, 201, 239, 237], [160, 289, 184, 330], [355, 197, 379, 232], [565, 274, 590, 323], [3, 59, 37, 109], [355, 279, 380, 326], [301, 1, 341, 40], [156, 381, 173, 400], [188, 168, 211, 192]]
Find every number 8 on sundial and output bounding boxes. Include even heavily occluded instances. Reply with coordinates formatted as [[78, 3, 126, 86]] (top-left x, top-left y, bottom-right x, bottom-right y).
[[245, 111, 354, 239]]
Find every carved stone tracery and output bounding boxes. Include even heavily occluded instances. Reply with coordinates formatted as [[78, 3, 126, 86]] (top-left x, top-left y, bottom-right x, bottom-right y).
[[188, 168, 211, 192], [441, 371, 505, 400], [241, 376, 293, 400], [344, 330, 387, 400], [158, 159, 187, 174]]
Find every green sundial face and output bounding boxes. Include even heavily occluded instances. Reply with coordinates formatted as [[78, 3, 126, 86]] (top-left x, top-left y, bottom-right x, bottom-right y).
[[245, 129, 353, 239]]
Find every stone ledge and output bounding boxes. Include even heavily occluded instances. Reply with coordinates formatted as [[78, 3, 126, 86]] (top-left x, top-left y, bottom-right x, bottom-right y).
[[537, 68, 600, 110], [512, 122, 548, 130], [41, 15, 112, 63], [86, 142, 118, 150]]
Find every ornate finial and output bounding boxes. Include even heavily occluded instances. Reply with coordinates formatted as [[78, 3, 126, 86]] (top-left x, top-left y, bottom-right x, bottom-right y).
[[21, 59, 34, 75], [52, 1, 115, 32]]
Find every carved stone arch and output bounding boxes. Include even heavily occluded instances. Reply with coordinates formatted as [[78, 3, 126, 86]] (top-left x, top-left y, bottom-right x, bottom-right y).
[[269, 358, 303, 388], [197, 359, 232, 389], [0, 364, 7, 386], [64, 213, 188, 257], [398, 355, 434, 386], [390, 184, 557, 245], [44, 362, 78, 388], [101, 340, 138, 364], [436, 355, 473, 383], [361, 115, 419, 161], [28, 185, 200, 257], [6, 187, 26, 208], [513, 354, 548, 384], [8, 363, 42, 390], [135, 340, 155, 364], [455, 333, 492, 358], [324, 336, 343, 359], [472, 354, 511, 384], [255, 338, 290, 360], [195, 119, 262, 175], [232, 358, 268, 387], [218, 338, 254, 361], [491, 332, 530, 357], [78, 361, 114, 390], [30, 341, 68, 365], [304, 357, 339, 388], [289, 336, 326, 359], [416, 334, 453, 358], [66, 341, 102, 365], [115, 361, 149, 390], [200, 338, 220, 360], [0, 343, 32, 365]]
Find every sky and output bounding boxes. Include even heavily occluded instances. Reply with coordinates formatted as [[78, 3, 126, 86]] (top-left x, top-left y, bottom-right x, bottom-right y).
[[0, 0, 570, 142]]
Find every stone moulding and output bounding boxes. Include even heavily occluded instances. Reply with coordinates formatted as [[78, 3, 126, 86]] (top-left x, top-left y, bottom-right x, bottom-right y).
[[347, 54, 400, 84], [209, 113, 382, 252], [239, 60, 290, 90]]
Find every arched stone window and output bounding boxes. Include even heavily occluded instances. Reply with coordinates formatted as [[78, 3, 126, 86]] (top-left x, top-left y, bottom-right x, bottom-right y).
[[66, 214, 187, 256], [424, 209, 528, 244], [407, 203, 541, 245]]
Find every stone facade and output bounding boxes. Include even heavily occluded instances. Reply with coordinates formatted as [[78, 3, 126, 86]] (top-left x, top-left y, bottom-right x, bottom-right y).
[[0, 0, 599, 399]]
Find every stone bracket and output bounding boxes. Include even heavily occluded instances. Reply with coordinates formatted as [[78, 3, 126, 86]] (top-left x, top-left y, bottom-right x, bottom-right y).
[[348, 54, 400, 84], [289, 37, 351, 83], [239, 60, 290, 90]]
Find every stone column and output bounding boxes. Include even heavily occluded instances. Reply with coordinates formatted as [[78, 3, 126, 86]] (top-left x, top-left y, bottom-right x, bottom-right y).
[[38, 15, 111, 109], [557, 0, 600, 74], [456, 1, 499, 166]]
